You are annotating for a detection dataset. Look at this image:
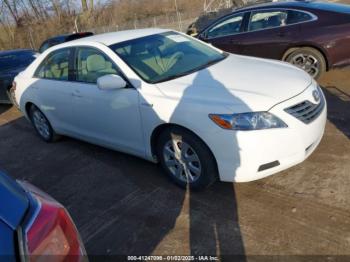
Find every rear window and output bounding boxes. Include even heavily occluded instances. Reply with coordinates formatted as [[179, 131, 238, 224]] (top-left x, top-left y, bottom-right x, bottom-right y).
[[0, 51, 36, 71]]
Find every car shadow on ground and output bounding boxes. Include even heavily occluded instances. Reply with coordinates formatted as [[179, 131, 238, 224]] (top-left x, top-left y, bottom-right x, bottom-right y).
[[0, 116, 246, 260], [321, 86, 350, 139], [0, 70, 247, 260], [0, 105, 11, 115]]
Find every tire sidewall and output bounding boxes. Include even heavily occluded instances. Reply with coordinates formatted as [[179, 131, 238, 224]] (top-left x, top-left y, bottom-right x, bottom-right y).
[[156, 127, 217, 190], [29, 105, 55, 142]]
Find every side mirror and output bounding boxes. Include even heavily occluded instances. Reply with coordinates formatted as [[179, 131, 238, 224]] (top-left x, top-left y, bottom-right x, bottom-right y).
[[97, 74, 127, 90], [198, 31, 207, 40]]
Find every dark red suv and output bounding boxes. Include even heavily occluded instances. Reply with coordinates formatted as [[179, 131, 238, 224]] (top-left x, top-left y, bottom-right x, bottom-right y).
[[193, 1, 350, 79]]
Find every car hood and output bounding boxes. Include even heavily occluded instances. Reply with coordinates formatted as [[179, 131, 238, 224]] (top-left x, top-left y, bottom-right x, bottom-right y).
[[155, 54, 312, 112], [0, 171, 29, 229]]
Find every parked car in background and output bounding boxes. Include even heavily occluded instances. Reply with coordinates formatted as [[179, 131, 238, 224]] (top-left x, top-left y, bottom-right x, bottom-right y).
[[0, 170, 86, 261], [12, 29, 326, 189], [0, 49, 37, 104], [39, 32, 94, 53], [191, 1, 350, 79]]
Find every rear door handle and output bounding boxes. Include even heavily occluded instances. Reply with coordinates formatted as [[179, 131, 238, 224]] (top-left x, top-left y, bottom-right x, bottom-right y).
[[230, 40, 241, 44], [72, 90, 83, 98]]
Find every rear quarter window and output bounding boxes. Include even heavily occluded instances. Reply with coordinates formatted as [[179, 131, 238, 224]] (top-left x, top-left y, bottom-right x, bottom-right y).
[[287, 10, 314, 24]]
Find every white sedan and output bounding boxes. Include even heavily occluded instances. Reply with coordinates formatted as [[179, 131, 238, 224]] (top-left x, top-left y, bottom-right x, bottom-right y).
[[12, 29, 327, 189]]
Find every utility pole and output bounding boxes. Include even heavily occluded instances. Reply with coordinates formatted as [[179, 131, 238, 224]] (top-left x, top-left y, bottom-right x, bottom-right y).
[[174, 0, 182, 31]]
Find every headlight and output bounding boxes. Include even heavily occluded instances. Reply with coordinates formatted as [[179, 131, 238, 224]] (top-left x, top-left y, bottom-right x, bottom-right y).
[[209, 112, 287, 130]]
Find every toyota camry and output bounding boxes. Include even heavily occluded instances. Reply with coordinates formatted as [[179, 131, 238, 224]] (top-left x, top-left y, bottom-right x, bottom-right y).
[[12, 29, 327, 189]]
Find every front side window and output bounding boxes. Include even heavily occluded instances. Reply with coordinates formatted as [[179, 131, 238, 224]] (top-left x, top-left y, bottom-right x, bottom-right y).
[[75, 47, 119, 84], [110, 32, 227, 83], [248, 10, 288, 31], [207, 14, 244, 39], [35, 48, 71, 81]]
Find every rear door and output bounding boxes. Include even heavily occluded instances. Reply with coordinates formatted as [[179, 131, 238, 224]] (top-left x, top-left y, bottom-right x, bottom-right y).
[[239, 9, 292, 59], [239, 9, 312, 59], [32, 47, 75, 132], [200, 12, 247, 54]]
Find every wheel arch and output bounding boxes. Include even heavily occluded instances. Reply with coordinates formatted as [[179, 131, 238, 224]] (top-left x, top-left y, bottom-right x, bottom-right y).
[[282, 45, 330, 71], [150, 123, 218, 170], [24, 102, 35, 118]]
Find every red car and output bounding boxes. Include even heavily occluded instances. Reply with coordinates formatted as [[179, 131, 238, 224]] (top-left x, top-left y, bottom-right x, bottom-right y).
[[0, 171, 87, 261], [192, 1, 350, 79]]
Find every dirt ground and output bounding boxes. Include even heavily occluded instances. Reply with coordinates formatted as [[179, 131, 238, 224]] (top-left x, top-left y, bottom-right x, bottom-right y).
[[0, 68, 349, 260]]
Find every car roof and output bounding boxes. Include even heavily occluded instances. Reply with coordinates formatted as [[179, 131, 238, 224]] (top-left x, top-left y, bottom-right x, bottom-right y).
[[0, 49, 35, 56], [45, 32, 93, 42], [68, 28, 171, 46], [233, 0, 350, 12]]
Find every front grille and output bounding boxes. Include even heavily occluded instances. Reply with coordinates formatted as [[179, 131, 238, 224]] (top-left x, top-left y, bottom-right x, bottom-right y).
[[285, 93, 325, 124]]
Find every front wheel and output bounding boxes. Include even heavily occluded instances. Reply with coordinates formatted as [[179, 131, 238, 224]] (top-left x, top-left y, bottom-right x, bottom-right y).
[[285, 47, 326, 79], [29, 105, 59, 142], [156, 127, 218, 190]]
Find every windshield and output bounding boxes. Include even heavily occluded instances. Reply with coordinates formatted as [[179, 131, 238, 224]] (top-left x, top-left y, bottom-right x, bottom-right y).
[[109, 32, 227, 83], [0, 51, 36, 72]]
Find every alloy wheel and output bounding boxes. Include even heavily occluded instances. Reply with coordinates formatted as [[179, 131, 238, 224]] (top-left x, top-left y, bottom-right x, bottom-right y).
[[163, 138, 202, 183], [32, 110, 51, 140], [290, 53, 319, 78]]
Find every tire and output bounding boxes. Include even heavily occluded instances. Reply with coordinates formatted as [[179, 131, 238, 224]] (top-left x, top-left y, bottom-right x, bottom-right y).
[[29, 105, 59, 142], [156, 127, 218, 190], [285, 47, 326, 79]]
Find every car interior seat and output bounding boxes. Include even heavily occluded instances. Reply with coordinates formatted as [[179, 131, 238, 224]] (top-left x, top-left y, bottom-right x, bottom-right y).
[[85, 54, 116, 83], [128, 43, 159, 80]]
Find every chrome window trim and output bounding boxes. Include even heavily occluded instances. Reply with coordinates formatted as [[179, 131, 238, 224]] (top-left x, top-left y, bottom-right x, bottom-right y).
[[205, 8, 318, 39]]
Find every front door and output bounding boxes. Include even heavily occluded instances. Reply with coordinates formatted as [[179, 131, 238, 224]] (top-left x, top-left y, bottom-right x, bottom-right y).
[[200, 12, 246, 54], [69, 47, 144, 156]]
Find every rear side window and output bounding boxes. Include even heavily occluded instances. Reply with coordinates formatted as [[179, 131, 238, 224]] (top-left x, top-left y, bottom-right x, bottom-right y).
[[35, 48, 71, 81], [75, 47, 120, 84], [287, 10, 314, 24], [248, 10, 288, 31]]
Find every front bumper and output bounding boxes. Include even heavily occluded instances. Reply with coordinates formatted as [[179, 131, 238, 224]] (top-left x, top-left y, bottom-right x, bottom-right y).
[[212, 84, 327, 182]]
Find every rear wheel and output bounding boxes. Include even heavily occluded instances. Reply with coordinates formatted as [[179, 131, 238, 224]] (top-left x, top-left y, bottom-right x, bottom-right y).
[[156, 127, 218, 190], [285, 47, 326, 79], [29, 105, 59, 142]]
